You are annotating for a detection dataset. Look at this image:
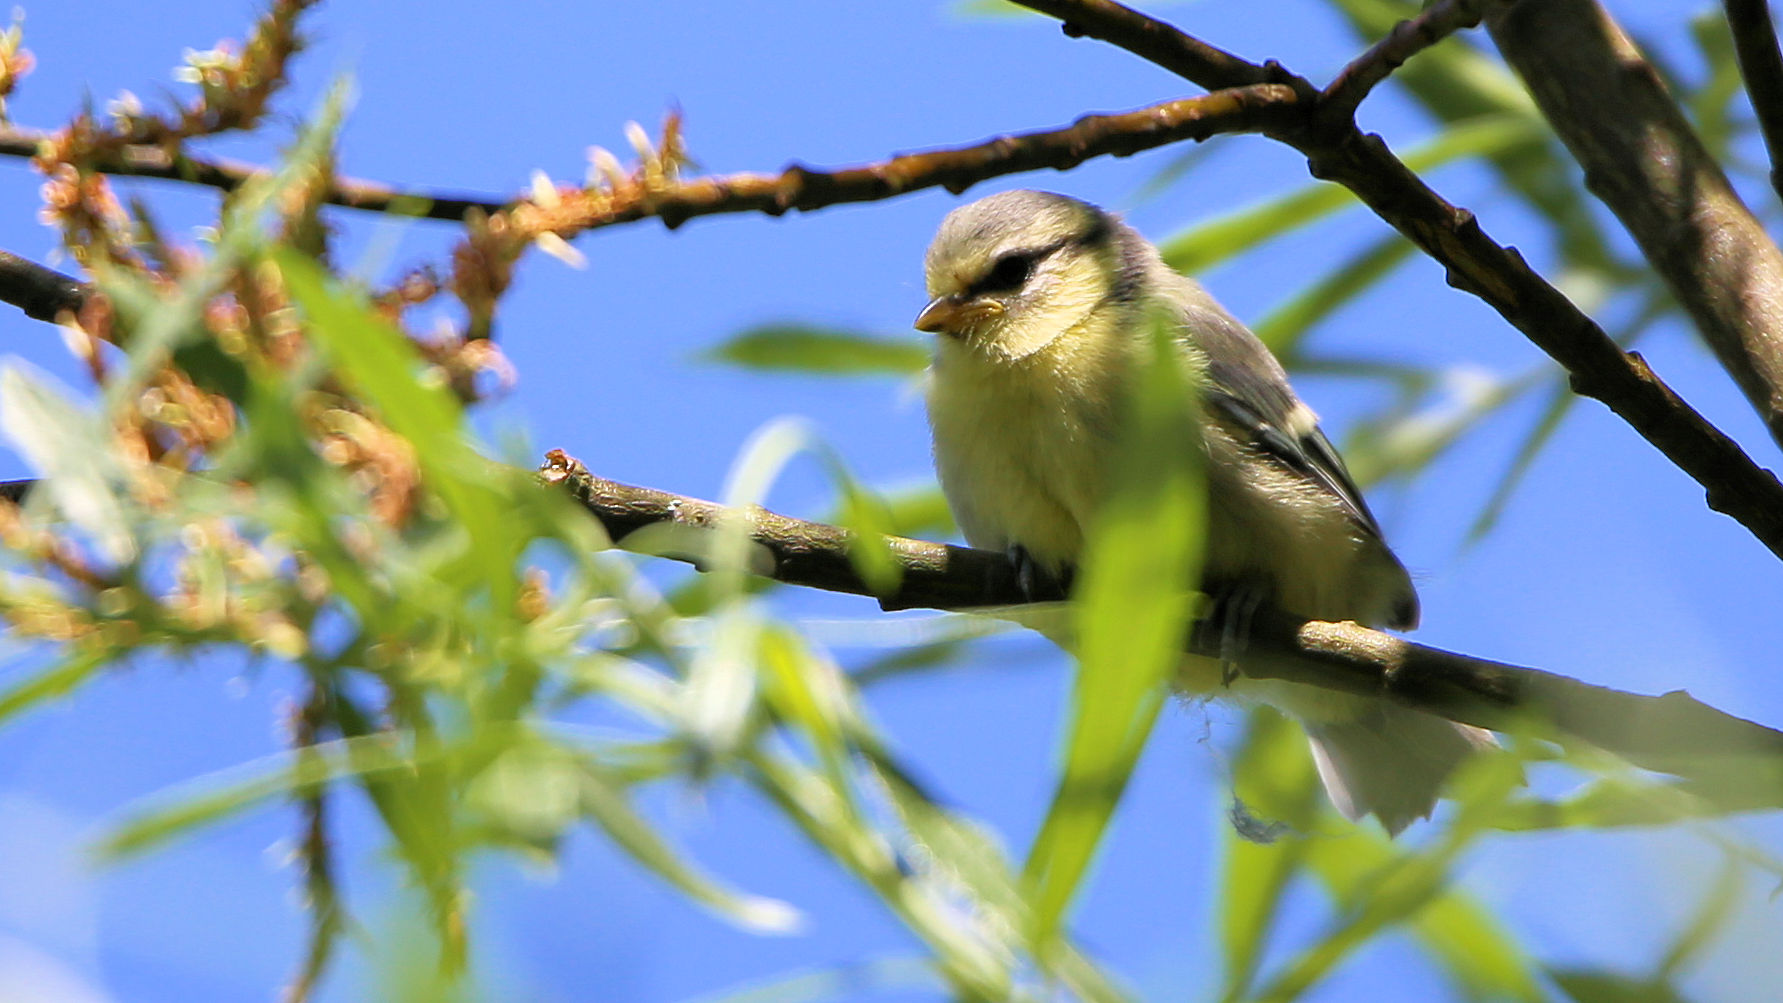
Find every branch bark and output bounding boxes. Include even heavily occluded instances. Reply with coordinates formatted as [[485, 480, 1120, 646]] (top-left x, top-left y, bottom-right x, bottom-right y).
[[540, 452, 1783, 798], [1008, 0, 1783, 565], [1488, 0, 1783, 450], [1725, 0, 1783, 206]]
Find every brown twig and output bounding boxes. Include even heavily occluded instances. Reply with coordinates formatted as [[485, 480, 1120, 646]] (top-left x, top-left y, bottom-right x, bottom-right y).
[[0, 126, 507, 223], [0, 250, 87, 321], [1322, 0, 1491, 120], [1486, 0, 1783, 451], [1726, 0, 1783, 205], [541, 452, 1783, 795], [1010, 0, 1783, 564]]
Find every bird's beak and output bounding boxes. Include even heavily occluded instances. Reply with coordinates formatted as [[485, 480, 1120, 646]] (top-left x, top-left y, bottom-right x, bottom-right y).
[[915, 295, 1000, 335]]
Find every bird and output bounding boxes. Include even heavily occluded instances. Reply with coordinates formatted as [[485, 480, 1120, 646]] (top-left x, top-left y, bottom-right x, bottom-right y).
[[915, 189, 1494, 834]]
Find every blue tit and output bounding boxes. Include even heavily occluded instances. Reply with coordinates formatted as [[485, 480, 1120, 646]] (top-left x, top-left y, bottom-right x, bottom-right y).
[[917, 190, 1493, 834]]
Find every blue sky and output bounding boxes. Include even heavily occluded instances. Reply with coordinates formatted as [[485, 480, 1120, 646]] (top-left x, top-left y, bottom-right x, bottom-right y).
[[2, 1, 1782, 1001]]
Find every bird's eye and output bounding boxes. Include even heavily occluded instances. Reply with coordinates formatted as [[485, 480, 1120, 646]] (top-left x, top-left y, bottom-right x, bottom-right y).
[[972, 252, 1037, 295]]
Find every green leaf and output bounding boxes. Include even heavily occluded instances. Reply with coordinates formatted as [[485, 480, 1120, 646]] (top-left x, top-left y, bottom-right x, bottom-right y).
[[98, 731, 429, 859], [1022, 312, 1206, 942], [0, 647, 109, 726], [705, 325, 929, 377], [275, 249, 527, 613], [1550, 970, 1694, 1003], [0, 362, 134, 563], [1254, 234, 1416, 355], [577, 758, 802, 934], [1158, 114, 1542, 275], [1218, 712, 1321, 1002]]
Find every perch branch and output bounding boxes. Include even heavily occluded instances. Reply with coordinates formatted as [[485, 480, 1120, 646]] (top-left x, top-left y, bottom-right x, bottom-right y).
[[540, 452, 1783, 797], [1487, 0, 1783, 450], [1007, 0, 1783, 564]]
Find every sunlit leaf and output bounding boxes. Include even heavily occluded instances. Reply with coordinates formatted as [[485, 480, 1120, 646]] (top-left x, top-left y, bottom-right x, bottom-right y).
[[1158, 114, 1541, 275], [1022, 313, 1205, 941], [1255, 233, 1415, 355], [705, 324, 929, 377], [577, 758, 802, 934], [0, 362, 134, 563]]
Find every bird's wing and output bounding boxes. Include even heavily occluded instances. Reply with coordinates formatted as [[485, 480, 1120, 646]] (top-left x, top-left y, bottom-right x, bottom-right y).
[[1179, 298, 1388, 540]]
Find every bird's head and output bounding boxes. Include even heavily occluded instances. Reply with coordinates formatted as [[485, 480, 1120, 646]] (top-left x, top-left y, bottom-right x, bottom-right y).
[[916, 190, 1134, 361]]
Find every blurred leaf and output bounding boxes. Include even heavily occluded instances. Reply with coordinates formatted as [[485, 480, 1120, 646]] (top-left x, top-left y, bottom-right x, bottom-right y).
[[706, 325, 929, 377], [1345, 368, 1544, 487], [1158, 114, 1541, 274], [1657, 855, 1743, 980], [0, 647, 108, 726], [1255, 233, 1416, 355], [1466, 375, 1573, 542], [1686, 12, 1748, 158], [0, 362, 134, 563], [99, 731, 429, 859], [1228, 713, 1540, 1003], [828, 483, 957, 548], [1023, 313, 1205, 942], [687, 956, 940, 1003], [1550, 970, 1694, 1003], [578, 757, 802, 933], [276, 249, 530, 619], [1218, 711, 1321, 1002]]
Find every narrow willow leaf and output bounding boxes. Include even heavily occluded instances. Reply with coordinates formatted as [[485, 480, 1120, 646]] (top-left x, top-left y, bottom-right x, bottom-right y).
[[275, 249, 523, 612], [1549, 970, 1694, 1003], [577, 759, 802, 934], [686, 956, 940, 1003], [1466, 375, 1574, 543], [0, 647, 108, 725], [1218, 711, 1321, 1002], [106, 80, 353, 408], [1253, 234, 1415, 355], [97, 731, 426, 859], [705, 324, 929, 377], [1158, 115, 1541, 275], [1270, 756, 1538, 1003], [0, 362, 133, 563], [1656, 855, 1743, 980], [1022, 314, 1205, 942]]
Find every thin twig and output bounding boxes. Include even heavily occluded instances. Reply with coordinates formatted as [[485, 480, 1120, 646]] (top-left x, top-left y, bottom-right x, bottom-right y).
[[1322, 0, 1491, 119], [1009, 0, 1277, 91], [1012, 0, 1783, 564], [540, 452, 1783, 799], [1725, 0, 1783, 205], [0, 127, 507, 223]]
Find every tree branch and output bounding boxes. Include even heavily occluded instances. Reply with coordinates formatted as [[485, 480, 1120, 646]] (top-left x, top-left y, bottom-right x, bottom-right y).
[[0, 126, 507, 223], [1008, 0, 1783, 565], [1487, 0, 1783, 451], [540, 452, 1783, 797], [0, 250, 88, 321], [1322, 0, 1491, 119], [1724, 0, 1783, 206]]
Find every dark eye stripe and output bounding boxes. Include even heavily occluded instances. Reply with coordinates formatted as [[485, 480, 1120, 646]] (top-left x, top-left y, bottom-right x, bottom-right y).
[[969, 252, 1037, 296], [964, 213, 1113, 299]]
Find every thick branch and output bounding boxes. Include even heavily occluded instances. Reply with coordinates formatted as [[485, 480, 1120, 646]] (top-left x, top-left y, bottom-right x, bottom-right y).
[[1488, 0, 1783, 450], [541, 453, 1783, 789], [1011, 0, 1783, 564], [1724, 0, 1783, 205], [0, 251, 88, 321]]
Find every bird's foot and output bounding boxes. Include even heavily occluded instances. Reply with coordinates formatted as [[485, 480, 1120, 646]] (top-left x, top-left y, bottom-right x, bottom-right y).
[[1007, 544, 1073, 603], [1195, 581, 1267, 686]]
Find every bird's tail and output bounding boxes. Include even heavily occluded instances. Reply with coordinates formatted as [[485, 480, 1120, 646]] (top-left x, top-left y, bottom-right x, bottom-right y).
[[1301, 707, 1499, 836]]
